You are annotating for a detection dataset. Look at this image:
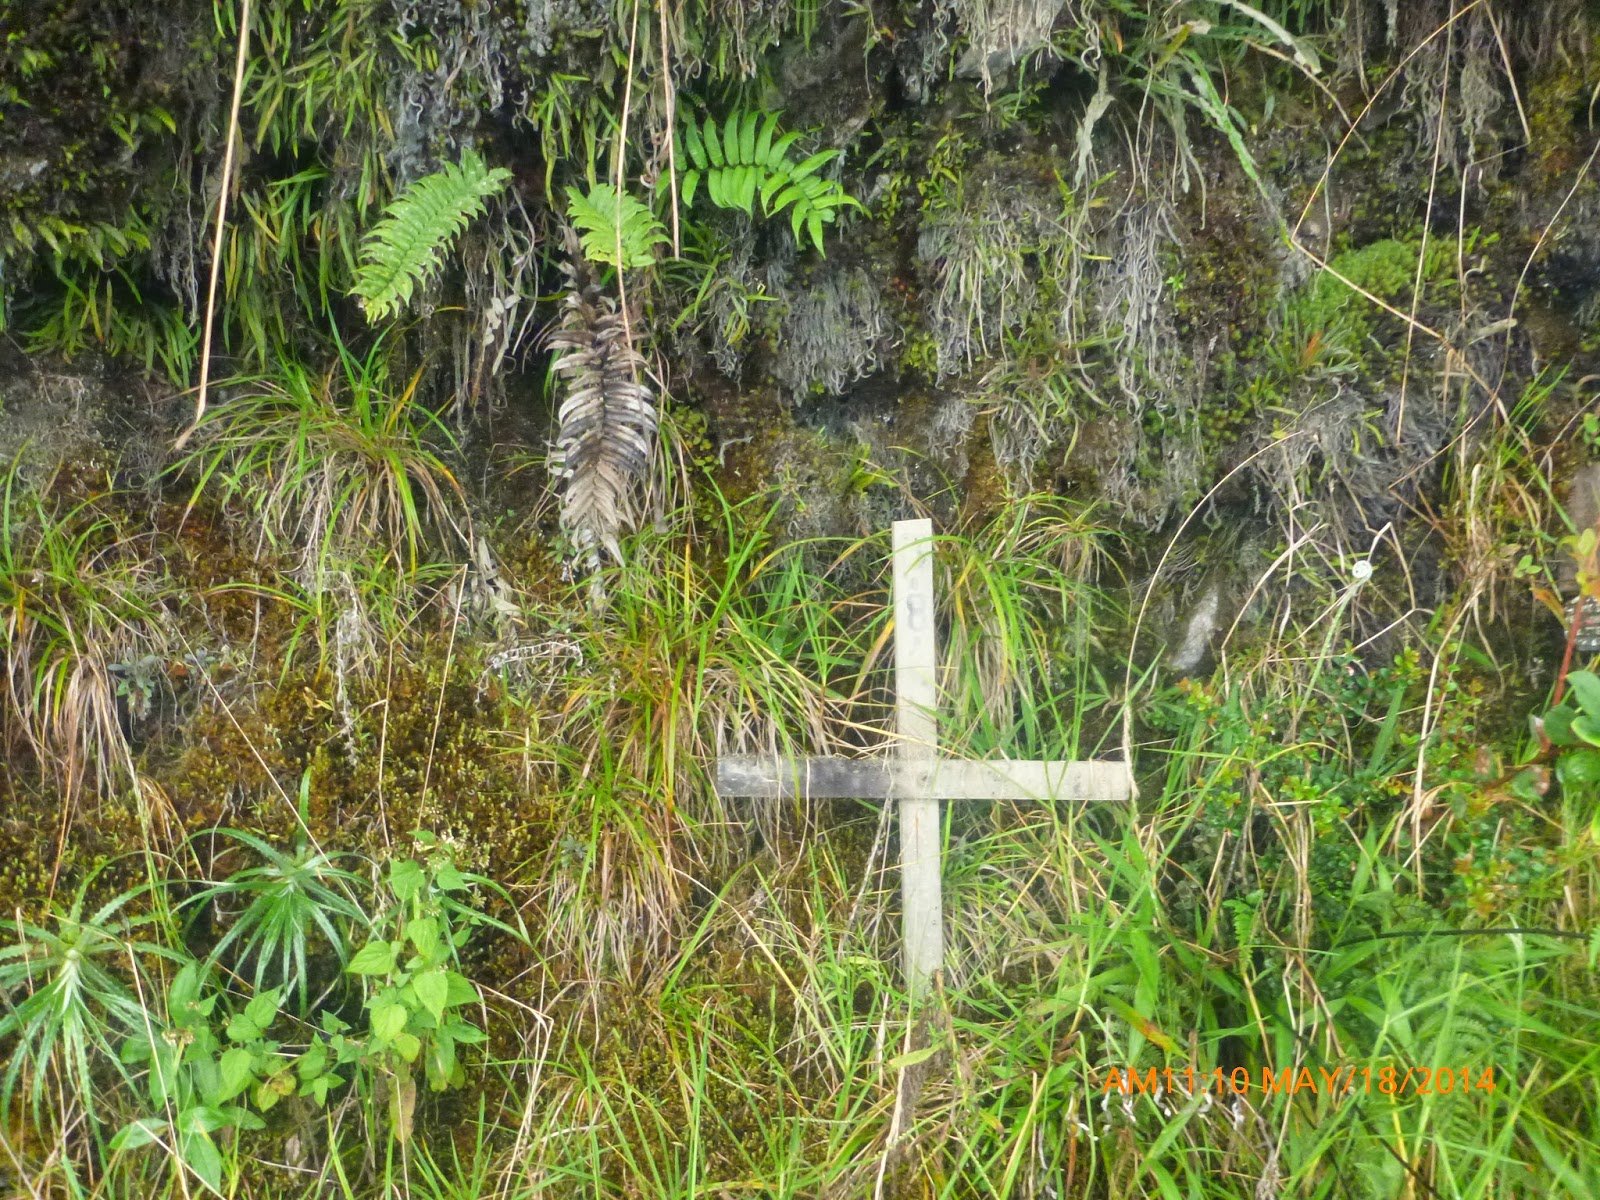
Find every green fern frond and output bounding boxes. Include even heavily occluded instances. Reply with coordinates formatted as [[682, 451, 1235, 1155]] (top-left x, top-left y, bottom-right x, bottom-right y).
[[671, 109, 860, 255], [564, 183, 668, 269], [351, 149, 511, 321]]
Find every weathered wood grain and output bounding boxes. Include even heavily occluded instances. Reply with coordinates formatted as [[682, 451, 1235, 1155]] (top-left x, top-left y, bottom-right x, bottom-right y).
[[715, 756, 1132, 802], [894, 519, 943, 998]]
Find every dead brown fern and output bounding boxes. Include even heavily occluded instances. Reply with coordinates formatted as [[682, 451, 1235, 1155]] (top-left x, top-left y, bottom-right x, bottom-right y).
[[548, 228, 659, 568]]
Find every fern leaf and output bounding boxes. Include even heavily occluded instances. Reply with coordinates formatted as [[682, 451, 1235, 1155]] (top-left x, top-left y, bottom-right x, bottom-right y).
[[769, 182, 806, 218], [675, 110, 858, 254], [564, 183, 667, 269], [548, 228, 658, 569], [767, 131, 803, 168], [759, 171, 786, 212], [352, 149, 510, 322], [683, 121, 706, 170], [755, 113, 780, 164], [791, 149, 838, 182], [738, 111, 759, 163], [703, 116, 724, 168]]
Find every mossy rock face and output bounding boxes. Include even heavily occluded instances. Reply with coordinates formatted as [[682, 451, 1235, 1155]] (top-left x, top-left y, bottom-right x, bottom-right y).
[[0, 0, 201, 271]]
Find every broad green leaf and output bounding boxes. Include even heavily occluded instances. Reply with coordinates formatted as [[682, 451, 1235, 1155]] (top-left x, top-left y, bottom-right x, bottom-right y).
[[394, 1031, 422, 1063], [216, 1047, 256, 1103], [406, 915, 440, 958], [224, 1104, 266, 1131], [297, 1039, 328, 1081], [178, 1105, 233, 1135], [427, 1035, 457, 1092], [167, 962, 204, 1014], [255, 1072, 294, 1111], [389, 858, 426, 901], [180, 1129, 224, 1194], [1545, 706, 1577, 746], [444, 970, 479, 1006], [414, 968, 449, 1022], [304, 1071, 341, 1106], [149, 1040, 180, 1106], [347, 940, 398, 976], [1559, 747, 1600, 789], [242, 987, 281, 1032], [445, 1019, 487, 1044], [110, 1117, 169, 1151], [1569, 671, 1600, 721], [370, 1000, 408, 1043], [120, 1035, 152, 1065]]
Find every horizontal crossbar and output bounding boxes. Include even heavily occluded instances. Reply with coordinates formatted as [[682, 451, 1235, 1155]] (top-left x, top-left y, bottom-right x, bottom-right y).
[[716, 756, 1132, 802]]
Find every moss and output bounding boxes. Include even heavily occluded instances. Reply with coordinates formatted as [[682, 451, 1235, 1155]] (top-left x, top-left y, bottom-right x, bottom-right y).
[[1525, 55, 1597, 185]]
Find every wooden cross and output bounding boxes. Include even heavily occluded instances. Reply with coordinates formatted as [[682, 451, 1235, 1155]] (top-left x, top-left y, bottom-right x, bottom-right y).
[[716, 518, 1132, 997]]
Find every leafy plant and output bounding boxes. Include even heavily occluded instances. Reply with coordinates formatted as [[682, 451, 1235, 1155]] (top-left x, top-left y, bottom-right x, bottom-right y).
[[21, 268, 199, 383], [111, 963, 280, 1195], [0, 874, 178, 1122], [350, 147, 511, 321], [80, 837, 509, 1190], [674, 110, 860, 253], [181, 815, 368, 1009], [344, 833, 511, 1126], [1540, 670, 1600, 798], [564, 182, 669, 269]]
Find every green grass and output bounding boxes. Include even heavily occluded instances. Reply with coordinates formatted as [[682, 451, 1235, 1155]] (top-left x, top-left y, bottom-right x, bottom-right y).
[[176, 333, 467, 585], [0, 457, 169, 807], [5, 480, 1594, 1199]]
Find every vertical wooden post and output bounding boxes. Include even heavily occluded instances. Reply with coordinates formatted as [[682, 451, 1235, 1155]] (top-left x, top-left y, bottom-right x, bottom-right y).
[[892, 518, 942, 998]]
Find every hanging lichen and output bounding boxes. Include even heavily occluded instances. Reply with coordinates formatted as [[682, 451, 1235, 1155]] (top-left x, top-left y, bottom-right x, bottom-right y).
[[770, 266, 892, 399]]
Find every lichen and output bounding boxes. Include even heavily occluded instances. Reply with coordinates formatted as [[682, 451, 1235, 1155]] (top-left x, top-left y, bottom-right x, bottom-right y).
[[769, 265, 892, 399], [914, 158, 1083, 379]]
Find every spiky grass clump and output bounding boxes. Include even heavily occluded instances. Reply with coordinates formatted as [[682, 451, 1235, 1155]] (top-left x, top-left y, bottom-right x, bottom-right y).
[[0, 459, 167, 807], [181, 336, 467, 585], [509, 493, 879, 980], [940, 495, 1121, 759], [0, 874, 177, 1127]]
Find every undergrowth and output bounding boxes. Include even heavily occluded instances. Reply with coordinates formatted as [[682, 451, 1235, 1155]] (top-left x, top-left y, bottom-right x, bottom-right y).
[[4, 2, 1600, 1198]]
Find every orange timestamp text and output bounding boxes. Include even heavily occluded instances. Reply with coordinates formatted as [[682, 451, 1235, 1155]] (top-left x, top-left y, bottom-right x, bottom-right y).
[[1100, 1064, 1499, 1099]]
